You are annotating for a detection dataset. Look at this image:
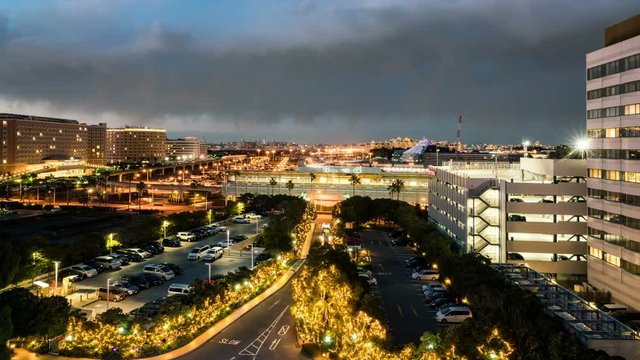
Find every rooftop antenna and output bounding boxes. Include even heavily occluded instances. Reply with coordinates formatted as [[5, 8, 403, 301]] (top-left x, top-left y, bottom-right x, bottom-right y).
[[456, 114, 462, 153]]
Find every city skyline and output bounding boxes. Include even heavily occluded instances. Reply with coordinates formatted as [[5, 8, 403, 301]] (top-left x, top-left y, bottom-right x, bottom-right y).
[[0, 1, 637, 144]]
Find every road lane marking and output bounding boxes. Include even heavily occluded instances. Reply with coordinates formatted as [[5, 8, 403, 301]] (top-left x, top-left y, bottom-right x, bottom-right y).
[[267, 299, 281, 310], [410, 304, 418, 317], [396, 304, 403, 318], [268, 338, 281, 350], [277, 325, 290, 336], [238, 306, 289, 356]]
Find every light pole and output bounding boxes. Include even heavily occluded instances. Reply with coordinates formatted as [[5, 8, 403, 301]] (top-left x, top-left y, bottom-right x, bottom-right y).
[[108, 233, 115, 254], [226, 229, 231, 255], [53, 261, 60, 293], [206, 263, 212, 282], [106, 278, 111, 310], [256, 217, 259, 235], [436, 148, 440, 166], [250, 244, 254, 270], [162, 220, 170, 238]]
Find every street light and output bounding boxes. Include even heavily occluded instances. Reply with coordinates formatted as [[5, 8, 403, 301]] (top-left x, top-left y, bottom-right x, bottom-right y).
[[106, 278, 111, 310], [435, 148, 440, 166], [226, 229, 231, 255], [162, 220, 170, 238], [249, 243, 254, 270], [523, 140, 530, 157], [53, 261, 60, 293], [575, 138, 589, 160], [206, 263, 212, 282]]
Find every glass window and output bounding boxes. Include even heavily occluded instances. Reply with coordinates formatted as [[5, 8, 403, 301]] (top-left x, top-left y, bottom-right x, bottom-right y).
[[588, 168, 602, 178], [604, 252, 620, 267], [605, 128, 619, 138], [589, 246, 602, 259]]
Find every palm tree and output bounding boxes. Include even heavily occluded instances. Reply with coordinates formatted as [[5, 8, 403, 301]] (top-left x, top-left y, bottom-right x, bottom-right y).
[[387, 179, 405, 200], [136, 181, 145, 210], [269, 177, 277, 195], [309, 173, 316, 193], [286, 180, 295, 195], [349, 174, 361, 196]]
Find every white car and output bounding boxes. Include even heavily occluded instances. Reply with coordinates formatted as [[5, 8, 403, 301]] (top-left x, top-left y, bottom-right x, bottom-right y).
[[215, 225, 228, 232], [177, 232, 196, 241], [435, 306, 472, 323], [202, 247, 224, 262], [128, 248, 152, 259], [358, 273, 378, 286], [411, 269, 440, 281], [232, 217, 251, 224], [94, 256, 122, 270], [143, 264, 175, 280], [188, 245, 211, 260], [69, 264, 98, 278]]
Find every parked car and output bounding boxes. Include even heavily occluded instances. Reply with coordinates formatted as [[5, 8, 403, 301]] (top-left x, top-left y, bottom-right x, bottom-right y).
[[254, 252, 272, 264], [217, 240, 230, 248], [231, 234, 247, 241], [177, 232, 196, 241], [509, 198, 524, 202], [143, 242, 164, 255], [110, 281, 139, 296], [97, 287, 126, 302], [435, 306, 472, 323], [83, 260, 106, 274], [215, 225, 228, 232], [94, 256, 122, 270], [232, 217, 251, 224], [188, 245, 211, 260], [121, 274, 150, 289], [424, 289, 447, 303], [143, 264, 175, 280], [412, 269, 439, 281], [69, 264, 98, 278], [58, 268, 85, 282], [202, 247, 224, 262], [428, 297, 455, 309], [405, 257, 426, 268], [167, 283, 193, 296], [391, 237, 410, 246], [508, 214, 527, 222], [126, 248, 152, 259], [139, 273, 163, 286], [159, 263, 183, 276], [359, 273, 378, 286], [109, 253, 130, 266], [117, 249, 142, 262], [162, 238, 182, 247]]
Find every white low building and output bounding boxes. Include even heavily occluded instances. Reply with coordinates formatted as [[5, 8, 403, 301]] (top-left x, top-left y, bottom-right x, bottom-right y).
[[428, 158, 588, 278]]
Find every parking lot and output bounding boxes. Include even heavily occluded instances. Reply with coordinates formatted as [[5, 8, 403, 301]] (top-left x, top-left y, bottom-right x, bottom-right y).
[[70, 218, 267, 316], [359, 230, 444, 345]]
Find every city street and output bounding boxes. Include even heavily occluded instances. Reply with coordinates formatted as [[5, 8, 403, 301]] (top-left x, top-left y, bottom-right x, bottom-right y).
[[360, 230, 442, 345], [180, 282, 304, 360], [71, 219, 266, 316]]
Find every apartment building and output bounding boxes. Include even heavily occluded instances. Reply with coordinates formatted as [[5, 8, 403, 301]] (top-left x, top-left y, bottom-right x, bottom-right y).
[[166, 137, 208, 161], [586, 14, 640, 310], [106, 127, 166, 163], [429, 158, 588, 278], [0, 113, 106, 173]]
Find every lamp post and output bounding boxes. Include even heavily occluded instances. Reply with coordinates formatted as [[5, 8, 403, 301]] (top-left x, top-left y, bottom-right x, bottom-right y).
[[108, 233, 115, 254], [53, 261, 60, 293], [106, 278, 111, 310], [206, 263, 212, 282], [250, 244, 254, 270], [226, 229, 231, 255], [436, 148, 440, 166], [256, 217, 259, 235], [523, 140, 530, 158], [162, 220, 170, 238]]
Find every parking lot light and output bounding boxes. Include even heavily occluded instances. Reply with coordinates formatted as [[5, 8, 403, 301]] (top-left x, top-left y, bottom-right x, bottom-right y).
[[432, 263, 438, 270], [444, 278, 451, 286], [462, 297, 469, 305]]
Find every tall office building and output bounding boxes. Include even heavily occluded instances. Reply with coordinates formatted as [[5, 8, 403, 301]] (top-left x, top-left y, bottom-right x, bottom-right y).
[[0, 113, 106, 173], [586, 14, 640, 309], [166, 136, 208, 161], [106, 127, 166, 163]]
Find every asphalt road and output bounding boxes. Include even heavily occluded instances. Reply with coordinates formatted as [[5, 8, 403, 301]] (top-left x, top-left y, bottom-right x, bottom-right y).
[[73, 219, 267, 315], [180, 282, 304, 360], [360, 230, 443, 346], [179, 214, 331, 360]]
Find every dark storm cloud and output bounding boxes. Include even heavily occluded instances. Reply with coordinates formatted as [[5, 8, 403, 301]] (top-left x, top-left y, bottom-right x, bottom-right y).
[[0, 1, 637, 143]]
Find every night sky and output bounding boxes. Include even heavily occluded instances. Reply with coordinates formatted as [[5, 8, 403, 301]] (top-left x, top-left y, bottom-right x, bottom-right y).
[[0, 0, 638, 144]]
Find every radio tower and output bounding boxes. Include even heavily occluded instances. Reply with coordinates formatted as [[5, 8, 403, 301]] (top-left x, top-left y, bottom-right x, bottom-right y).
[[456, 115, 462, 153]]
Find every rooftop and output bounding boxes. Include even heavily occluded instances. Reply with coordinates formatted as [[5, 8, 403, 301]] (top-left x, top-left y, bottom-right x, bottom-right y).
[[493, 263, 639, 342]]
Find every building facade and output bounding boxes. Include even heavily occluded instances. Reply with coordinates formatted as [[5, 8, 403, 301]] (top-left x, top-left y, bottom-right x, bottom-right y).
[[106, 127, 166, 163], [586, 15, 640, 310], [0, 113, 106, 173], [166, 137, 207, 161], [429, 158, 588, 278]]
